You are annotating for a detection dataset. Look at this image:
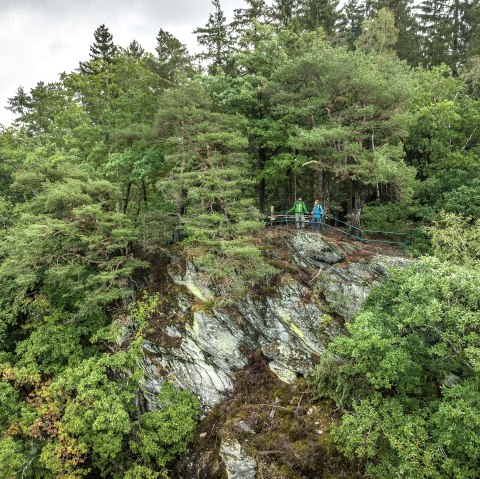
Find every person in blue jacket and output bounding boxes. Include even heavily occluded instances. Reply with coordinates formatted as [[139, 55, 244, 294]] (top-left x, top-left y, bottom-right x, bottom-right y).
[[310, 199, 324, 232]]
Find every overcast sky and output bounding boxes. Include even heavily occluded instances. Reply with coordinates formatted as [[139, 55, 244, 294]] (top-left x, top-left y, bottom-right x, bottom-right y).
[[0, 0, 250, 125]]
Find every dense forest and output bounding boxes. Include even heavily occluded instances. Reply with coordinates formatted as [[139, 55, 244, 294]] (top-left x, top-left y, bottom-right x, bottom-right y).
[[1, 0, 480, 478]]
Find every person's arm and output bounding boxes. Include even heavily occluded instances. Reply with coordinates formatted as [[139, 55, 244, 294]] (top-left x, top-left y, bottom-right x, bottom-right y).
[[303, 202, 308, 214], [287, 203, 295, 213]]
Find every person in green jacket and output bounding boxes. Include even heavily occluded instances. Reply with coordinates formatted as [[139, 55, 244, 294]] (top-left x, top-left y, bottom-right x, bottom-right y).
[[288, 196, 308, 229]]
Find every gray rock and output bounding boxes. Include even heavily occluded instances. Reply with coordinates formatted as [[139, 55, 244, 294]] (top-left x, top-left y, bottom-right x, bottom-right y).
[[168, 260, 215, 302], [289, 231, 346, 266], [317, 255, 416, 320], [234, 421, 256, 435], [139, 236, 414, 410], [220, 440, 257, 479]]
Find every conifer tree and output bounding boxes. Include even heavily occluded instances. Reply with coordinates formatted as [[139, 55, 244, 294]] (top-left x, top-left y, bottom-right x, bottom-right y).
[[297, 0, 340, 34], [79, 24, 117, 75], [271, 0, 301, 27], [155, 82, 275, 295], [232, 0, 273, 47], [416, 0, 452, 67], [155, 29, 194, 81], [126, 39, 145, 59], [338, 0, 367, 48], [194, 0, 234, 74]]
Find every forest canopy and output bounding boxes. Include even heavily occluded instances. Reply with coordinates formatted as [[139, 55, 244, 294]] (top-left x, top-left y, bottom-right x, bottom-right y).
[[1, 1, 480, 478]]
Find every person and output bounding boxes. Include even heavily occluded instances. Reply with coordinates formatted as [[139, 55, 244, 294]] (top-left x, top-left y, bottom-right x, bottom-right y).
[[288, 196, 308, 229], [310, 199, 323, 232]]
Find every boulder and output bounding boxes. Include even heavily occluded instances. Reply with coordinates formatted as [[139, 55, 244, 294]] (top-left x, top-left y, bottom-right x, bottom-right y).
[[220, 440, 257, 479]]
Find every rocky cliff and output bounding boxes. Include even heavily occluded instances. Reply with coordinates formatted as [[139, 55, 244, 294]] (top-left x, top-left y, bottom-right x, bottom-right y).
[[138, 230, 413, 478]]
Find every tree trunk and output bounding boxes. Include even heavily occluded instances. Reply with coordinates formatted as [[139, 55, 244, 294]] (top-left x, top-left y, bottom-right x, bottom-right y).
[[259, 178, 266, 214], [123, 181, 132, 214], [346, 180, 353, 219], [258, 148, 267, 213], [351, 180, 366, 229], [173, 189, 186, 244], [321, 170, 330, 215]]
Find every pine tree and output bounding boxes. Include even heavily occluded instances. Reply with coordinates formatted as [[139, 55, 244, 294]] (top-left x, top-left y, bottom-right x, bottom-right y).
[[271, 0, 301, 27], [416, 0, 452, 67], [155, 82, 275, 296], [79, 24, 117, 75], [297, 0, 341, 34], [155, 29, 194, 81], [448, 0, 480, 70], [232, 0, 273, 48], [126, 39, 145, 59], [194, 0, 234, 74], [338, 0, 367, 48]]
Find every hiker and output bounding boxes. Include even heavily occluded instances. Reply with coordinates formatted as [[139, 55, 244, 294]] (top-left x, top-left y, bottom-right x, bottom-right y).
[[288, 196, 308, 229], [310, 199, 324, 232]]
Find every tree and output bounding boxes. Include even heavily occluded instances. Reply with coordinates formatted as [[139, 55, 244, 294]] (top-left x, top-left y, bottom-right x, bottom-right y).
[[414, 0, 480, 69], [155, 81, 276, 296], [79, 24, 117, 75], [273, 35, 416, 226], [271, 0, 301, 27], [297, 0, 341, 34], [338, 0, 367, 49], [155, 29, 194, 81], [373, 0, 421, 64], [232, 0, 273, 48], [356, 8, 398, 54], [311, 256, 480, 478], [126, 39, 145, 58], [6, 82, 69, 134], [194, 0, 234, 74]]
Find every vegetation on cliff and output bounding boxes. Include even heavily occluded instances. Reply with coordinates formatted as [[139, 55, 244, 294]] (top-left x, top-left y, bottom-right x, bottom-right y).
[[0, 1, 480, 477]]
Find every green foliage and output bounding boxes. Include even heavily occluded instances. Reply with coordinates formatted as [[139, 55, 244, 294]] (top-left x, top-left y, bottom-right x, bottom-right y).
[[131, 383, 200, 472], [0, 437, 26, 479], [311, 258, 480, 477], [429, 212, 480, 265], [2, 8, 480, 477]]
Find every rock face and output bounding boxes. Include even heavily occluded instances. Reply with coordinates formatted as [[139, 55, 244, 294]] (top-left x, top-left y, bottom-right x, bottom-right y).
[[140, 231, 414, 411], [219, 440, 257, 479]]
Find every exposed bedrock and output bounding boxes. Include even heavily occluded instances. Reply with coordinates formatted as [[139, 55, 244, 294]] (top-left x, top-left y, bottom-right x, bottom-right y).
[[139, 231, 414, 410]]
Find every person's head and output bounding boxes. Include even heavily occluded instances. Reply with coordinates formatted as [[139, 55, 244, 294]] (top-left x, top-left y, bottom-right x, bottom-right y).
[[315, 199, 319, 205], [297, 196, 302, 201]]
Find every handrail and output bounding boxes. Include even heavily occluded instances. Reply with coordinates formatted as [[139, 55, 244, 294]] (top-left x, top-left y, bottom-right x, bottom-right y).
[[266, 210, 410, 255]]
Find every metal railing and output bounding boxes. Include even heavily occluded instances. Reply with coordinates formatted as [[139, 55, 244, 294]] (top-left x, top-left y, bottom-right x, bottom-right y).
[[266, 210, 410, 255]]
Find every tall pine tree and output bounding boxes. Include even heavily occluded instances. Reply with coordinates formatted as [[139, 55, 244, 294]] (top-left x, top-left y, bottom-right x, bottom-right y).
[[338, 0, 367, 48], [297, 0, 340, 34], [194, 0, 234, 74], [416, 0, 452, 67], [271, 0, 301, 27], [79, 24, 117, 75], [155, 29, 194, 81], [232, 0, 273, 48]]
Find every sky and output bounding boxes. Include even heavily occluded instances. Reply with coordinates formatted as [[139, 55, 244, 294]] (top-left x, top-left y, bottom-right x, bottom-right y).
[[0, 0, 249, 126]]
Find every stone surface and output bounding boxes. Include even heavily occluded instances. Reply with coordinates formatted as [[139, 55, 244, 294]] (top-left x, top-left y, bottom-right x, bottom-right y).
[[318, 255, 415, 319], [289, 231, 346, 267], [140, 231, 414, 410], [219, 440, 257, 479]]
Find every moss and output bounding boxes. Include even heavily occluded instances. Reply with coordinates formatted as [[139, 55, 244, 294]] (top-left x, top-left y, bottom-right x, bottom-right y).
[[173, 353, 363, 478], [289, 321, 305, 339]]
